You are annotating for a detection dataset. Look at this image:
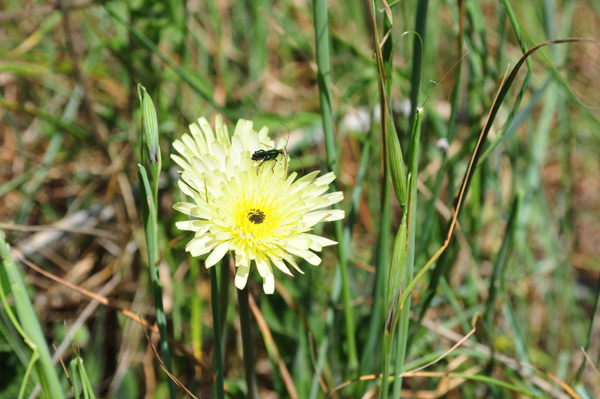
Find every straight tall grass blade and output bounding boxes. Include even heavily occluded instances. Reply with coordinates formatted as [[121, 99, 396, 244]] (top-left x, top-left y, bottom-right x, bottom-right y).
[[312, 0, 358, 371], [484, 190, 523, 329]]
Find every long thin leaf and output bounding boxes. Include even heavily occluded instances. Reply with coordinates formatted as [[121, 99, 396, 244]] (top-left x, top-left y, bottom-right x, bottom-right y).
[[0, 230, 65, 399], [312, 0, 358, 371]]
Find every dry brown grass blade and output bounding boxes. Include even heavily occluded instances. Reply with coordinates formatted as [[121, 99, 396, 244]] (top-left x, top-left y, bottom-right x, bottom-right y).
[[0, 223, 114, 239], [327, 316, 478, 397], [143, 328, 198, 399], [581, 347, 600, 378], [328, 369, 485, 398], [400, 366, 483, 399], [12, 249, 214, 376], [247, 293, 299, 399], [53, 344, 75, 395], [420, 318, 578, 399], [403, 315, 479, 375], [157, 234, 188, 265]]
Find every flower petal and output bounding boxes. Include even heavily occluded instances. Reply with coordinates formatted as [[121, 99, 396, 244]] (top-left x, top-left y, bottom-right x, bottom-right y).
[[235, 265, 250, 290], [205, 242, 229, 268], [173, 202, 196, 216], [263, 273, 275, 294]]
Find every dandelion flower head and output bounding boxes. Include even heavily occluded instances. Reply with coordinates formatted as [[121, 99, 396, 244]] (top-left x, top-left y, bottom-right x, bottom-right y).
[[172, 115, 344, 294]]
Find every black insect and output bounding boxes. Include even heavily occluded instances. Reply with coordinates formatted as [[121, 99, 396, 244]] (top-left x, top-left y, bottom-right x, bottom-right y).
[[252, 124, 292, 173], [251, 148, 284, 165]]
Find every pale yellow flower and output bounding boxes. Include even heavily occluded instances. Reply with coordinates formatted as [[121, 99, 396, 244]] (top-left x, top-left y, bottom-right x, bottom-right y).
[[172, 116, 343, 294]]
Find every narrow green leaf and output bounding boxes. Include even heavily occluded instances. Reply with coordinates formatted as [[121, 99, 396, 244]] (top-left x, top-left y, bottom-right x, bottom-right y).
[[484, 190, 524, 328], [0, 100, 87, 139], [70, 359, 81, 399], [407, 0, 429, 130], [0, 230, 65, 399], [312, 0, 357, 371]]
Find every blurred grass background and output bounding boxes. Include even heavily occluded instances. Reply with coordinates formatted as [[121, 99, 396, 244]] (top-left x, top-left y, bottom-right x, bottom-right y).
[[0, 0, 600, 398]]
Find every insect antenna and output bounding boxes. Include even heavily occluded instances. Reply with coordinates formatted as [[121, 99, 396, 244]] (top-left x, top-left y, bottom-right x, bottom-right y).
[[278, 123, 304, 174]]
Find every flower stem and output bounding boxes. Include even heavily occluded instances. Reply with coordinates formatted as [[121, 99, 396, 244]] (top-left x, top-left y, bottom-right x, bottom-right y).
[[238, 285, 259, 399], [138, 166, 177, 399], [210, 265, 225, 399]]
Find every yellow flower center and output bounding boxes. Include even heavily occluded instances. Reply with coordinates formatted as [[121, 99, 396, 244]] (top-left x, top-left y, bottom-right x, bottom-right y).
[[247, 209, 266, 224], [235, 199, 280, 240]]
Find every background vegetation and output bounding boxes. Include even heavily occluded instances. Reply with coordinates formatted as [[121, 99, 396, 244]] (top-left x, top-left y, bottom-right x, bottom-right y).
[[0, 0, 599, 398]]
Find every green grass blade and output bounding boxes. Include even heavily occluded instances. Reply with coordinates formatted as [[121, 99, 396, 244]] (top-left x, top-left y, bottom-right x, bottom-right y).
[[483, 190, 523, 329], [250, 0, 269, 81], [440, 276, 471, 334], [17, 339, 39, 399], [103, 5, 230, 117], [477, 0, 534, 165], [360, 4, 395, 389], [0, 231, 65, 399], [16, 133, 63, 224], [500, 0, 533, 71], [416, 0, 464, 268], [0, 100, 88, 139], [76, 355, 96, 399], [0, 168, 37, 199], [407, 0, 429, 131], [70, 359, 81, 399], [312, 0, 357, 371]]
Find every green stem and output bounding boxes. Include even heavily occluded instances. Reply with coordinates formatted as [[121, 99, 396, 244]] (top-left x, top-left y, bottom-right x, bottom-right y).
[[17, 349, 39, 399], [407, 0, 429, 131], [312, 0, 357, 371], [219, 258, 230, 338], [210, 265, 225, 399], [238, 285, 259, 399], [137, 167, 176, 399], [391, 108, 423, 397]]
